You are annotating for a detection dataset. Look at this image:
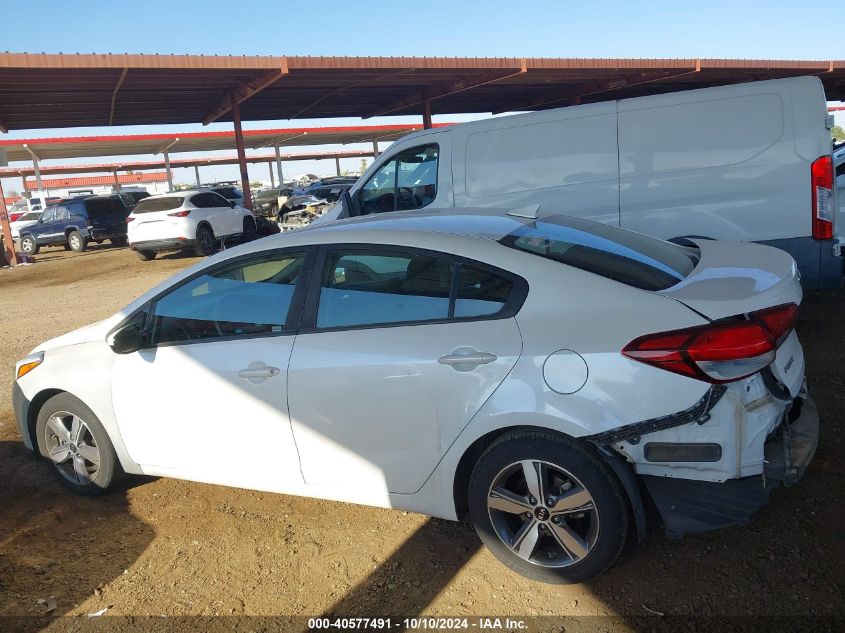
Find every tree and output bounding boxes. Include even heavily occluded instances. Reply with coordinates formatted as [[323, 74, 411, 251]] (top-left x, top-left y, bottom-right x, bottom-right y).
[[358, 158, 369, 175], [832, 125, 845, 142]]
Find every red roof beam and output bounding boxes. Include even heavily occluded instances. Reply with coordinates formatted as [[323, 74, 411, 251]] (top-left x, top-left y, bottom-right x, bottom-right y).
[[203, 60, 289, 126]]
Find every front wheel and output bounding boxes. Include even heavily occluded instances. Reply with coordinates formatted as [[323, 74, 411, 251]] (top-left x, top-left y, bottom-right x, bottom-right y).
[[35, 393, 124, 495], [468, 430, 628, 584], [242, 216, 258, 242], [20, 235, 39, 255], [68, 230, 87, 252]]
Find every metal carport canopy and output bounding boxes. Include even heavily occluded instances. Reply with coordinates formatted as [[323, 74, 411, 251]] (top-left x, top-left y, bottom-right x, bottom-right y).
[[0, 53, 843, 131], [0, 124, 448, 161]]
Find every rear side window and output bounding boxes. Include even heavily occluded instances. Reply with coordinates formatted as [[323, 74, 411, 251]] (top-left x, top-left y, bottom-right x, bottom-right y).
[[133, 197, 184, 213], [500, 215, 698, 291], [454, 265, 514, 317]]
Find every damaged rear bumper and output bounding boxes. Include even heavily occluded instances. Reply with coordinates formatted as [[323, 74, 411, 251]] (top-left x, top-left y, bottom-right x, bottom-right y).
[[641, 394, 819, 538]]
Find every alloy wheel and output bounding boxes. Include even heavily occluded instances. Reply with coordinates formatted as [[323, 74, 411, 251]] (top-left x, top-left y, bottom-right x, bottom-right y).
[[487, 459, 600, 568], [43, 411, 101, 484]]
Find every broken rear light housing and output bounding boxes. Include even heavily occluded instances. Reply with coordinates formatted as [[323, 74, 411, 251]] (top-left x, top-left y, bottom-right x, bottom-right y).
[[623, 303, 798, 383]]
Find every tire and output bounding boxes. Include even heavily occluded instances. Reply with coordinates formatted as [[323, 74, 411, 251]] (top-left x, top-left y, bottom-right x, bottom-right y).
[[35, 392, 125, 495], [242, 216, 258, 242], [63, 244, 71, 251], [468, 430, 628, 584], [68, 230, 87, 253], [193, 224, 215, 257], [110, 236, 128, 247], [20, 235, 39, 255], [135, 250, 156, 261]]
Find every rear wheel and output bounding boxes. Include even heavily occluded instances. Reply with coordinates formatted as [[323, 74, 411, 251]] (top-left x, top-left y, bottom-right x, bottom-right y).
[[35, 393, 124, 495], [468, 430, 628, 584], [110, 236, 128, 247], [242, 216, 258, 242], [193, 224, 215, 257], [20, 235, 39, 255], [68, 231, 87, 252], [135, 250, 156, 261]]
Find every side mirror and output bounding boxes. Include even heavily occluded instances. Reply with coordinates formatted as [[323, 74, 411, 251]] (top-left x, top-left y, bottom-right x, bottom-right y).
[[341, 189, 358, 218], [109, 324, 143, 354], [230, 201, 236, 208]]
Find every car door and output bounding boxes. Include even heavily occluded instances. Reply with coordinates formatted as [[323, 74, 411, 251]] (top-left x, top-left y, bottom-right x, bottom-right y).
[[207, 191, 239, 236], [287, 246, 524, 497], [111, 248, 313, 492], [32, 206, 61, 243]]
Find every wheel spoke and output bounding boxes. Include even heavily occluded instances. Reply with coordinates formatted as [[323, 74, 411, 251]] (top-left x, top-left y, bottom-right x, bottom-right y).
[[46, 417, 70, 443], [72, 456, 90, 484], [488, 486, 532, 515], [549, 521, 590, 561], [511, 519, 540, 561], [69, 416, 83, 444], [520, 460, 545, 502], [77, 444, 100, 465], [549, 487, 595, 515], [48, 444, 72, 464]]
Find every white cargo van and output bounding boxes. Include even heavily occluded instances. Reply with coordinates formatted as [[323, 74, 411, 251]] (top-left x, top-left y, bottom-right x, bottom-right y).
[[327, 77, 840, 289]]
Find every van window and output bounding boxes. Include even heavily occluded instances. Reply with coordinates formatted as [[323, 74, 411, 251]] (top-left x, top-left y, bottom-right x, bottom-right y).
[[618, 94, 783, 175], [500, 214, 699, 291], [360, 144, 438, 215], [465, 114, 617, 198]]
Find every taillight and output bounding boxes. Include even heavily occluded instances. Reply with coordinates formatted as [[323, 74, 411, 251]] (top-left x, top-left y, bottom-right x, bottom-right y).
[[126, 217, 135, 223], [168, 210, 191, 217], [623, 303, 798, 383], [811, 155, 833, 240]]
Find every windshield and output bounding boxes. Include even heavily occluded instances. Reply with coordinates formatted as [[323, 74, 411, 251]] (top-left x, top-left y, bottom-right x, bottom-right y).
[[132, 196, 184, 213], [500, 215, 699, 291], [212, 187, 242, 200]]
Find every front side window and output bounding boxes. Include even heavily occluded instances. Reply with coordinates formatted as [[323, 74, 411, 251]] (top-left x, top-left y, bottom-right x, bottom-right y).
[[359, 144, 438, 215], [317, 250, 453, 329], [151, 252, 306, 345]]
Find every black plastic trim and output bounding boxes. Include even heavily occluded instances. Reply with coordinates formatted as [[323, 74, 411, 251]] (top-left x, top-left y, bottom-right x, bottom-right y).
[[586, 384, 727, 445]]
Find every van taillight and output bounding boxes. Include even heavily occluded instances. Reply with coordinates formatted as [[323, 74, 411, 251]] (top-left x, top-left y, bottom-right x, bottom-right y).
[[811, 155, 833, 240], [622, 303, 798, 383]]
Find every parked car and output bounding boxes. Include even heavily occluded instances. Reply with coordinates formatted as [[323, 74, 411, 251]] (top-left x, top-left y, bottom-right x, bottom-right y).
[[293, 177, 357, 196], [281, 184, 352, 216], [13, 209, 817, 583], [252, 187, 292, 216], [10, 210, 42, 240], [324, 77, 840, 289], [203, 184, 245, 208], [7, 195, 60, 222], [127, 189, 256, 261], [18, 195, 130, 255]]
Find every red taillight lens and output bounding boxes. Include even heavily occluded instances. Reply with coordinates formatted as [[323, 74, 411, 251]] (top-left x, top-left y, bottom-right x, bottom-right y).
[[167, 210, 191, 217], [623, 303, 798, 383], [126, 216, 135, 223], [811, 155, 833, 240]]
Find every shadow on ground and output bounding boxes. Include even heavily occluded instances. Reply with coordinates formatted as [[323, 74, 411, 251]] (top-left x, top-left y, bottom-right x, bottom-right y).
[[0, 440, 154, 632]]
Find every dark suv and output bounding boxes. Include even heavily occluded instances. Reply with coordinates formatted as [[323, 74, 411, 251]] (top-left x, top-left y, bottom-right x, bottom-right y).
[[18, 195, 130, 255]]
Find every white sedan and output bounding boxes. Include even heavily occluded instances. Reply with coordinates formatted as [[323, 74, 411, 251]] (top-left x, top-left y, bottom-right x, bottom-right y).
[[13, 210, 818, 583], [127, 189, 256, 261]]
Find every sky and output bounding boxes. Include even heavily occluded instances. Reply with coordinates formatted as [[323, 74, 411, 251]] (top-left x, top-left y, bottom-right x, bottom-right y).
[[1, 0, 842, 193]]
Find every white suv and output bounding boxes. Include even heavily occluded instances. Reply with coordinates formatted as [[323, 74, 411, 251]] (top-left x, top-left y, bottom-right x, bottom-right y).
[[127, 190, 256, 261]]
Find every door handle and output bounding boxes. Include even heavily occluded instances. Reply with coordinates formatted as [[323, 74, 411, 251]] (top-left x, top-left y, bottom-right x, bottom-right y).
[[438, 348, 497, 372], [237, 366, 280, 381]]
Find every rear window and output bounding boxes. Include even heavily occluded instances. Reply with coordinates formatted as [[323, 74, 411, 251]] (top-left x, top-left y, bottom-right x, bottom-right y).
[[85, 197, 127, 215], [132, 197, 184, 213], [500, 215, 699, 291]]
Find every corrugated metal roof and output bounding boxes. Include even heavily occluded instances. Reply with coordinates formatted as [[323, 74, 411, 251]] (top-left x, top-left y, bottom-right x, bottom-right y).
[[0, 53, 842, 130]]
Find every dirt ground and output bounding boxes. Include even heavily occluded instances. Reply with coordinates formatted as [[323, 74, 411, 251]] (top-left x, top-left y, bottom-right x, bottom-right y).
[[0, 243, 843, 632]]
